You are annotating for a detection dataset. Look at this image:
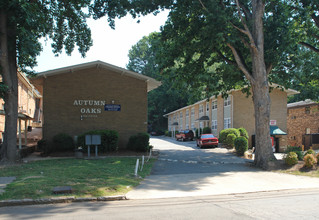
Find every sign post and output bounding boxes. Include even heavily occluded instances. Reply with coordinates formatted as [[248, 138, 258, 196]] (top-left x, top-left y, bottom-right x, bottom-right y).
[[85, 135, 101, 158]]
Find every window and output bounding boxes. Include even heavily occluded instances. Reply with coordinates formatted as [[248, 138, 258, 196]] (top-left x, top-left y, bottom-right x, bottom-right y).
[[180, 112, 183, 119], [306, 128, 311, 134], [212, 100, 217, 110], [305, 106, 310, 114], [224, 118, 231, 129], [185, 109, 189, 127], [224, 96, 231, 107], [211, 120, 217, 130], [199, 104, 204, 114], [206, 102, 209, 113]]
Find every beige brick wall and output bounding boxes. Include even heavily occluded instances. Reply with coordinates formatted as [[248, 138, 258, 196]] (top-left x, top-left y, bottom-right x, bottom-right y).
[[232, 89, 288, 149], [43, 67, 148, 149], [166, 88, 288, 151], [0, 73, 38, 140], [287, 104, 319, 147]]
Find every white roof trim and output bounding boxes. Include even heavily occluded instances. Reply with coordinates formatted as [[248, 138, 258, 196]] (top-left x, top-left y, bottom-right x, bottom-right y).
[[33, 60, 161, 92]]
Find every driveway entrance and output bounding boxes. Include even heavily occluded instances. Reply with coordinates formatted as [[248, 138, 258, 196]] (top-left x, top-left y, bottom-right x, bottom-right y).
[[126, 136, 319, 199]]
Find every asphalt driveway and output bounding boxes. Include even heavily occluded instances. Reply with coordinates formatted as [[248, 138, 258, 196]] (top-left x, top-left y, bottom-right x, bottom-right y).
[[126, 136, 319, 199]]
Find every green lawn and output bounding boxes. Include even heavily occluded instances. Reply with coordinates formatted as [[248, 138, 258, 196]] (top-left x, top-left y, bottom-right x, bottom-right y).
[[280, 169, 319, 178], [0, 157, 154, 200]]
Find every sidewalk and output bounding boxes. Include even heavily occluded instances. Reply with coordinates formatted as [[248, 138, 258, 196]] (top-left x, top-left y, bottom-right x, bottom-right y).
[[126, 170, 319, 199]]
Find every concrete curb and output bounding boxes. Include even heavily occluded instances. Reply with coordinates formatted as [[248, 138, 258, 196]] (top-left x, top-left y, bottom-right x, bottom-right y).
[[0, 195, 127, 207]]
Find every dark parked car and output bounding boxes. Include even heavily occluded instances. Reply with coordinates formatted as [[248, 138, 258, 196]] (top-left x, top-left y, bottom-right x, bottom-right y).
[[197, 134, 219, 148], [175, 130, 194, 141]]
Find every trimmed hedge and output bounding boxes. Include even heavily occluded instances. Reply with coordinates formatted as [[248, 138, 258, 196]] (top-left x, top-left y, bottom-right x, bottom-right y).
[[77, 130, 119, 153], [284, 152, 298, 166], [304, 154, 317, 168], [234, 136, 248, 156], [238, 127, 249, 140], [219, 128, 240, 143], [225, 133, 237, 148], [203, 127, 212, 134], [305, 149, 315, 156], [285, 146, 303, 160], [52, 133, 75, 152], [127, 132, 150, 152]]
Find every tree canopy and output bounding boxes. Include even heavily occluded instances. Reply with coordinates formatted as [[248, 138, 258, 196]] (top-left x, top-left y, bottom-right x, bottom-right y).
[[127, 32, 199, 132]]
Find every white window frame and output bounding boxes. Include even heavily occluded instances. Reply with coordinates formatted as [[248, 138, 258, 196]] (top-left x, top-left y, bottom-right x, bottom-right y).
[[199, 104, 204, 116], [206, 102, 209, 114], [224, 118, 231, 129], [224, 96, 231, 107], [212, 100, 217, 110], [186, 109, 189, 129], [211, 120, 217, 130]]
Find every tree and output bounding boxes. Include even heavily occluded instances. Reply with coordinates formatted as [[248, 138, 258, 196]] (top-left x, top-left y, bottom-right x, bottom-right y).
[[127, 32, 198, 132], [123, 0, 297, 169], [0, 0, 136, 162], [285, 0, 319, 102]]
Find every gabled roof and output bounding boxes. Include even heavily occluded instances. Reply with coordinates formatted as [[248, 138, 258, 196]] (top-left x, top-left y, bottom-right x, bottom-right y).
[[33, 60, 161, 92], [287, 99, 318, 108]]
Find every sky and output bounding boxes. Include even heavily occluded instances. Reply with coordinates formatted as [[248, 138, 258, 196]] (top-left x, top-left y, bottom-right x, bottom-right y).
[[34, 10, 169, 73]]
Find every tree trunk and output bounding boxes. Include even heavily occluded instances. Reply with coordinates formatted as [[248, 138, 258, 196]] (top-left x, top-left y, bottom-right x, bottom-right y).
[[251, 0, 276, 169], [0, 10, 19, 162]]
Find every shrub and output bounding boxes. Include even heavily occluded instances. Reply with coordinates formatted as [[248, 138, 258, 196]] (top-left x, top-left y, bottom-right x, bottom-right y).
[[237, 127, 249, 140], [165, 130, 172, 137], [303, 154, 317, 168], [195, 128, 202, 138], [52, 133, 74, 152], [77, 130, 119, 153], [304, 149, 315, 156], [37, 139, 53, 156], [127, 133, 151, 152], [203, 127, 212, 134], [225, 133, 237, 148], [219, 128, 240, 143], [284, 152, 298, 166], [37, 139, 47, 152], [234, 136, 248, 156], [285, 146, 303, 160], [316, 153, 319, 164]]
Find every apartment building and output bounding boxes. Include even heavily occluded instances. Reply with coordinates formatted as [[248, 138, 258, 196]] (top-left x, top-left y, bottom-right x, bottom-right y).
[[287, 100, 319, 150], [0, 71, 42, 143], [31, 60, 161, 149], [165, 85, 298, 152]]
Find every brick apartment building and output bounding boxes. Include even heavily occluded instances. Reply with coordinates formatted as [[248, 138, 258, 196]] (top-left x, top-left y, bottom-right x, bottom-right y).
[[287, 100, 319, 150], [31, 60, 161, 149], [0, 71, 42, 145], [164, 85, 298, 152]]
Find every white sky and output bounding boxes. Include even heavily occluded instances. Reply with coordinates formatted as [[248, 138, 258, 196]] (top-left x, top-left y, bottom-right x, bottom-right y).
[[34, 10, 169, 72]]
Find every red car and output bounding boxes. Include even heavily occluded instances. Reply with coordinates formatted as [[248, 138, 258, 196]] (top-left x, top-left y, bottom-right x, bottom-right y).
[[197, 134, 219, 148], [175, 130, 194, 141]]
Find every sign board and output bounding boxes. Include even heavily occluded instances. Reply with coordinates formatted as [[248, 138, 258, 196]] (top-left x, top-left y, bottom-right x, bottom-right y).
[[85, 135, 92, 145], [104, 104, 121, 111], [91, 135, 101, 145], [270, 120, 277, 126], [85, 135, 101, 145]]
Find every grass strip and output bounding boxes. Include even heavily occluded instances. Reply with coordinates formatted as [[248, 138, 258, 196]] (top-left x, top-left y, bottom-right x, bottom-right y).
[[0, 157, 155, 200]]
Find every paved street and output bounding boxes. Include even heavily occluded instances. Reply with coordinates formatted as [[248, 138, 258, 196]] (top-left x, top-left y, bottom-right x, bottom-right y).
[[127, 136, 319, 199], [1, 189, 319, 219]]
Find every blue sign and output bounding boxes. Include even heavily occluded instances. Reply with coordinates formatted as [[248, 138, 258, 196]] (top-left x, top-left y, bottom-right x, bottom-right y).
[[105, 104, 121, 111]]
